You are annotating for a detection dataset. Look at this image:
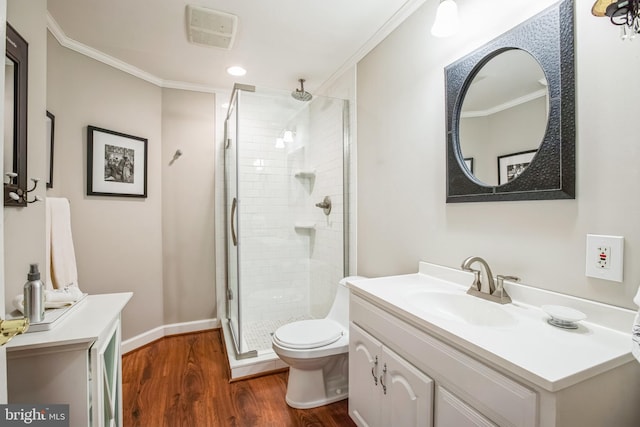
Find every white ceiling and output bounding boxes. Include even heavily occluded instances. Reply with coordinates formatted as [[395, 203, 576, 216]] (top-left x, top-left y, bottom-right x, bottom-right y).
[[46, 0, 426, 94]]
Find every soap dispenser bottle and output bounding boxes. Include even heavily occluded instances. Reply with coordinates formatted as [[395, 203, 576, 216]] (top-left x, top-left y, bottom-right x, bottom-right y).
[[24, 263, 44, 323]]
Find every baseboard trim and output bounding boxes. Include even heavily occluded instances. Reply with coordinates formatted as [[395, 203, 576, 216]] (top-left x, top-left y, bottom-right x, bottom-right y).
[[121, 318, 220, 354]]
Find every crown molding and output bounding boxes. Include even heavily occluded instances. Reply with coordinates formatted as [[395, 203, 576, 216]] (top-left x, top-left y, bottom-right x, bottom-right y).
[[47, 12, 225, 94], [461, 89, 547, 118], [48, 1, 424, 96], [317, 0, 427, 94]]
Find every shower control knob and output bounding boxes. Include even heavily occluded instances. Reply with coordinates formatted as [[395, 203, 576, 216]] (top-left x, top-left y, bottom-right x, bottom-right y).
[[315, 196, 332, 215]]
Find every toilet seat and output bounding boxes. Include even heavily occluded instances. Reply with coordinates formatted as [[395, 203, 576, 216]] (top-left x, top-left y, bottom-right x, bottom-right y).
[[273, 319, 343, 349]]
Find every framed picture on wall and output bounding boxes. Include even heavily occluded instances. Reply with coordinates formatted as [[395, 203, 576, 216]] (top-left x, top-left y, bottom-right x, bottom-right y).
[[497, 149, 537, 185], [87, 125, 148, 197], [46, 111, 55, 188]]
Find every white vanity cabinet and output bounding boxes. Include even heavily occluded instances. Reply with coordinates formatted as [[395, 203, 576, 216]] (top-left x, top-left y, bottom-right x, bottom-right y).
[[435, 386, 497, 427], [349, 323, 434, 427], [350, 295, 534, 427], [348, 263, 640, 427], [6, 293, 132, 427]]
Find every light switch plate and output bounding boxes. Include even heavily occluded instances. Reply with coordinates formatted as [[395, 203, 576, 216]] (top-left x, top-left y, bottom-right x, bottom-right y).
[[585, 234, 624, 282]]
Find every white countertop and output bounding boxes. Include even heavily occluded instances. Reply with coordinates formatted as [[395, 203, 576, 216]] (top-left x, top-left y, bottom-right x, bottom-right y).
[[6, 292, 133, 351], [348, 262, 637, 392]]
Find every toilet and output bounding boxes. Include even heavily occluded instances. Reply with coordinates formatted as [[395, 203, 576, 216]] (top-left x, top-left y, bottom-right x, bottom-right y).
[[272, 276, 365, 409]]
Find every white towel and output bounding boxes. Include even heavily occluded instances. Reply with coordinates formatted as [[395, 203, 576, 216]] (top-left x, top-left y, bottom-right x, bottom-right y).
[[46, 197, 80, 290], [632, 286, 640, 363], [12, 286, 85, 314]]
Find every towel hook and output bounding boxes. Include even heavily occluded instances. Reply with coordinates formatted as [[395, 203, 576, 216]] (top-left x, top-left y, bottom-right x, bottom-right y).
[[5, 173, 42, 205]]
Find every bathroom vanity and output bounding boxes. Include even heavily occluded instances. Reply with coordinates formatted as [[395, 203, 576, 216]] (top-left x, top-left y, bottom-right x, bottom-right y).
[[347, 263, 640, 427], [5, 293, 132, 427]]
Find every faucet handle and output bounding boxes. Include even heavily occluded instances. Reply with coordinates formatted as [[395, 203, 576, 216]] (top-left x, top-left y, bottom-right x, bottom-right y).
[[467, 269, 482, 291], [493, 275, 519, 302], [496, 275, 519, 284]]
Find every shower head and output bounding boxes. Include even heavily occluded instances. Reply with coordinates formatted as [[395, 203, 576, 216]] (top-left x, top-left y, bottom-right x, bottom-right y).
[[291, 79, 313, 102]]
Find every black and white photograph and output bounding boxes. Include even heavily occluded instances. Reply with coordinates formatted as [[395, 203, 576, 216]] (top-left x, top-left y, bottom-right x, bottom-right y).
[[104, 144, 135, 183], [87, 126, 148, 197], [497, 149, 537, 185]]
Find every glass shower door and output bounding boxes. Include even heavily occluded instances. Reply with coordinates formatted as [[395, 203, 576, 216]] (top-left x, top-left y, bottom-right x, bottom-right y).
[[223, 83, 348, 361], [224, 91, 241, 355], [224, 86, 258, 358]]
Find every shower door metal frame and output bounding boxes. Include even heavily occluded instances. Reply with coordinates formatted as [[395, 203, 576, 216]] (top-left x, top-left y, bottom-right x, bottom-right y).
[[342, 99, 350, 278], [224, 83, 258, 360]]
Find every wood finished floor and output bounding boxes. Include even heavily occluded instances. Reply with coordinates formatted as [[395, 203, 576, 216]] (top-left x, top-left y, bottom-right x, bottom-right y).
[[122, 329, 356, 427]]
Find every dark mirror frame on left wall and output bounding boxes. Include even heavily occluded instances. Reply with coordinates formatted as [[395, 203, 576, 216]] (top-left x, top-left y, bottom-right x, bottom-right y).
[[4, 23, 28, 207]]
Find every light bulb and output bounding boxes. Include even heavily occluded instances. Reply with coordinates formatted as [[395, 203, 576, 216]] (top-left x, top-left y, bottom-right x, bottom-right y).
[[431, 0, 460, 38]]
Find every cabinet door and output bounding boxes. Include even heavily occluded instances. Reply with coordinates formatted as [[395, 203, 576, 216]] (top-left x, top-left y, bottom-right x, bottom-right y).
[[381, 346, 434, 427], [435, 386, 497, 427], [349, 323, 383, 427], [91, 319, 122, 427]]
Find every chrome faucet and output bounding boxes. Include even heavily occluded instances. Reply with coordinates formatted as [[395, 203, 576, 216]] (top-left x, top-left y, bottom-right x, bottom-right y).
[[461, 256, 495, 294], [461, 256, 518, 304]]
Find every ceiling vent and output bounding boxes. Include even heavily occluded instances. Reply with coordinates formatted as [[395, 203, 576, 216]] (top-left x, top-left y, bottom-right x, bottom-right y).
[[186, 5, 238, 50]]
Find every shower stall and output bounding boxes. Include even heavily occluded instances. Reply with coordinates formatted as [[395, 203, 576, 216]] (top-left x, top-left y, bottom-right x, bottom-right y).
[[222, 83, 349, 377]]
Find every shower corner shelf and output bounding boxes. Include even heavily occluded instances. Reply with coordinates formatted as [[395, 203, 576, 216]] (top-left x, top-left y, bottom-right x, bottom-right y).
[[294, 222, 316, 231], [294, 169, 316, 179]]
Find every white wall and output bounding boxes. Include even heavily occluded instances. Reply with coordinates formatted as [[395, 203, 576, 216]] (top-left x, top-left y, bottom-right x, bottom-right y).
[[356, 0, 640, 309], [4, 0, 47, 311], [461, 97, 546, 185], [161, 88, 216, 325], [46, 32, 164, 339]]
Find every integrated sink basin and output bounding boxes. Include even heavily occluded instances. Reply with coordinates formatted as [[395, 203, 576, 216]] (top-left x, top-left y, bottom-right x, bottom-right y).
[[406, 290, 517, 327]]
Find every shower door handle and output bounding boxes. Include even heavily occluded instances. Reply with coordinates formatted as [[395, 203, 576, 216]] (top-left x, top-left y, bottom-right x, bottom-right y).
[[231, 197, 238, 246]]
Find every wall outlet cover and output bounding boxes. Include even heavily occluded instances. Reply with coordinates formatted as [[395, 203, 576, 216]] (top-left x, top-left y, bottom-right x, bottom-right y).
[[585, 234, 624, 282]]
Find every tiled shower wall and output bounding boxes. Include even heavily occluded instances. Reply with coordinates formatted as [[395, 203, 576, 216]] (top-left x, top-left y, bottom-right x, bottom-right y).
[[305, 98, 346, 318], [235, 90, 345, 327]]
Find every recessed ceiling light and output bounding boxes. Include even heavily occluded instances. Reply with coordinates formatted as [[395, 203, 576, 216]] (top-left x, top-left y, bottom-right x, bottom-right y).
[[227, 66, 246, 76]]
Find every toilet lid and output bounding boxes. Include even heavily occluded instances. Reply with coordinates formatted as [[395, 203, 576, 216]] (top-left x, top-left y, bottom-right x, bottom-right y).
[[274, 319, 343, 349]]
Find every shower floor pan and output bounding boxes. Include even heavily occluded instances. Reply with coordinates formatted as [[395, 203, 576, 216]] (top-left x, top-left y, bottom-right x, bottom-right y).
[[221, 315, 311, 380]]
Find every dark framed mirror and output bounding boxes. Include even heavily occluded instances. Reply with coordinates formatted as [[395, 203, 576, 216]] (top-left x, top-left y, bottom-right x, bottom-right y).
[[4, 22, 28, 207], [445, 0, 574, 203]]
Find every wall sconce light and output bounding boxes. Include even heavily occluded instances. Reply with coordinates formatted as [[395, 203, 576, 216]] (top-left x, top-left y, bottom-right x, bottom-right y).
[[4, 173, 42, 205], [431, 0, 460, 38], [275, 138, 285, 149], [592, 0, 640, 39]]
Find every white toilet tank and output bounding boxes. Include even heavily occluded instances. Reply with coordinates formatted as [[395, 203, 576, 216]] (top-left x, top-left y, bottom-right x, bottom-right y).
[[326, 276, 366, 328]]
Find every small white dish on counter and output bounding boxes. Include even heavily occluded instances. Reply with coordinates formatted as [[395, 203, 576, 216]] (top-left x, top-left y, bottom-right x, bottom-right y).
[[542, 304, 587, 329]]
